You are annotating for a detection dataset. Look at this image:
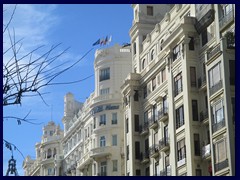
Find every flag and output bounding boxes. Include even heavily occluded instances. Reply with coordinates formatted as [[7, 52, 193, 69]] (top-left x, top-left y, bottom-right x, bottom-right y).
[[92, 39, 100, 46], [107, 36, 112, 45]]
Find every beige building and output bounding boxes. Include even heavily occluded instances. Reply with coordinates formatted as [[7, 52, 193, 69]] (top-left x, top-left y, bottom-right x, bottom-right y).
[[121, 4, 235, 176], [22, 121, 64, 176], [61, 44, 132, 176]]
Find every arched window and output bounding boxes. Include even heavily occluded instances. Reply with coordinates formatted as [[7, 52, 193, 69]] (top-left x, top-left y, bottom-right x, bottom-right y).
[[151, 49, 155, 60], [47, 149, 52, 159], [142, 59, 146, 70]]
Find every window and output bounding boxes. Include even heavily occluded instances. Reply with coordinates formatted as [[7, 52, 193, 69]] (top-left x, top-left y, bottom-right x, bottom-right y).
[[136, 169, 141, 176], [151, 49, 155, 60], [173, 44, 181, 61], [177, 139, 186, 161], [153, 105, 158, 121], [155, 162, 159, 176], [145, 167, 150, 176], [214, 139, 228, 172], [134, 90, 139, 101], [174, 73, 182, 96], [100, 88, 110, 95], [135, 141, 140, 159], [134, 115, 139, 132], [112, 113, 117, 124], [100, 114, 106, 125], [142, 59, 146, 70], [133, 42, 136, 55], [165, 155, 170, 170], [162, 68, 166, 83], [176, 105, 184, 129], [196, 169, 202, 176], [160, 39, 164, 51], [53, 148, 57, 157], [143, 86, 147, 98], [100, 136, 106, 147], [192, 100, 199, 121], [212, 99, 225, 133], [94, 164, 96, 175], [152, 77, 156, 91], [47, 149, 52, 159], [112, 160, 118, 171], [190, 67, 197, 87], [189, 37, 195, 50], [127, 145, 129, 160], [93, 118, 96, 129], [144, 111, 148, 124], [147, 6, 153, 16], [100, 67, 110, 81], [147, 82, 151, 95], [48, 168, 53, 175], [112, 135, 117, 146], [143, 35, 146, 42], [100, 161, 107, 176], [50, 131, 54, 136], [164, 125, 168, 142], [201, 28, 208, 46], [163, 96, 168, 113], [126, 118, 129, 133], [194, 134, 200, 156], [229, 60, 235, 85], [209, 62, 221, 88]]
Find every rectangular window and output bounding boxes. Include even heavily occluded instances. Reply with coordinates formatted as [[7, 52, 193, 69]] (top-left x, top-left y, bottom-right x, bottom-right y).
[[136, 169, 141, 176], [100, 114, 106, 125], [229, 60, 235, 85], [147, 82, 151, 95], [127, 145, 129, 160], [112, 160, 118, 171], [173, 44, 181, 61], [135, 141, 140, 159], [100, 136, 106, 147], [145, 167, 150, 176], [93, 118, 96, 129], [189, 37, 195, 50], [192, 100, 199, 121], [100, 67, 110, 81], [202, 28, 208, 46], [147, 6, 153, 16], [176, 105, 184, 129], [209, 62, 221, 88], [112, 113, 117, 124], [212, 99, 225, 133], [163, 95, 168, 113], [134, 90, 139, 101], [155, 162, 159, 176], [134, 115, 139, 132], [126, 118, 129, 133], [152, 77, 156, 91], [144, 111, 148, 123], [194, 134, 200, 156], [190, 67, 197, 87], [143, 86, 147, 99], [177, 139, 186, 161], [112, 135, 117, 146], [100, 88, 110, 95], [48, 168, 53, 175], [174, 73, 182, 96]]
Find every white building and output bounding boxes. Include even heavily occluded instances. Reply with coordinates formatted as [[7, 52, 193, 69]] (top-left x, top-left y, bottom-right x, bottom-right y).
[[121, 4, 235, 176], [23, 121, 64, 176], [61, 44, 132, 176]]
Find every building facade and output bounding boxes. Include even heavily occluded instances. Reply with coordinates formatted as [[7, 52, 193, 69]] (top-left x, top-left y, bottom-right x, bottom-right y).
[[23, 121, 64, 176], [121, 4, 235, 176], [61, 44, 132, 176]]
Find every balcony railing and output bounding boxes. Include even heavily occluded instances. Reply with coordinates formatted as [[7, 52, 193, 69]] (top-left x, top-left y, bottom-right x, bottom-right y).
[[149, 144, 159, 158], [212, 119, 225, 133], [97, 172, 107, 176], [200, 109, 209, 122], [174, 86, 183, 97], [140, 152, 149, 163], [160, 167, 171, 176], [158, 107, 168, 122], [202, 144, 211, 159], [207, 43, 221, 61], [159, 137, 170, 151], [139, 122, 149, 136], [209, 80, 223, 96], [148, 118, 158, 129], [214, 159, 228, 172], [198, 75, 206, 88], [219, 9, 234, 30]]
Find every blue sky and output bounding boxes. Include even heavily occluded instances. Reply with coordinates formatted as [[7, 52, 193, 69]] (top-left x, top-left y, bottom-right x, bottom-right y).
[[3, 4, 133, 175]]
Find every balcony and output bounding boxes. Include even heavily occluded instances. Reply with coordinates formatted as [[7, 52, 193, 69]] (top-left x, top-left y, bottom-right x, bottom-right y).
[[159, 137, 170, 152], [77, 152, 92, 170], [148, 118, 158, 129], [139, 122, 149, 136], [219, 9, 234, 31], [160, 167, 171, 176], [212, 119, 225, 134], [90, 146, 112, 159], [195, 9, 215, 34], [198, 75, 206, 89], [158, 107, 168, 122], [207, 43, 221, 62], [200, 109, 209, 123], [149, 144, 159, 158], [97, 172, 107, 176], [202, 144, 211, 159], [140, 152, 150, 164], [215, 159, 228, 172], [209, 80, 223, 97]]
